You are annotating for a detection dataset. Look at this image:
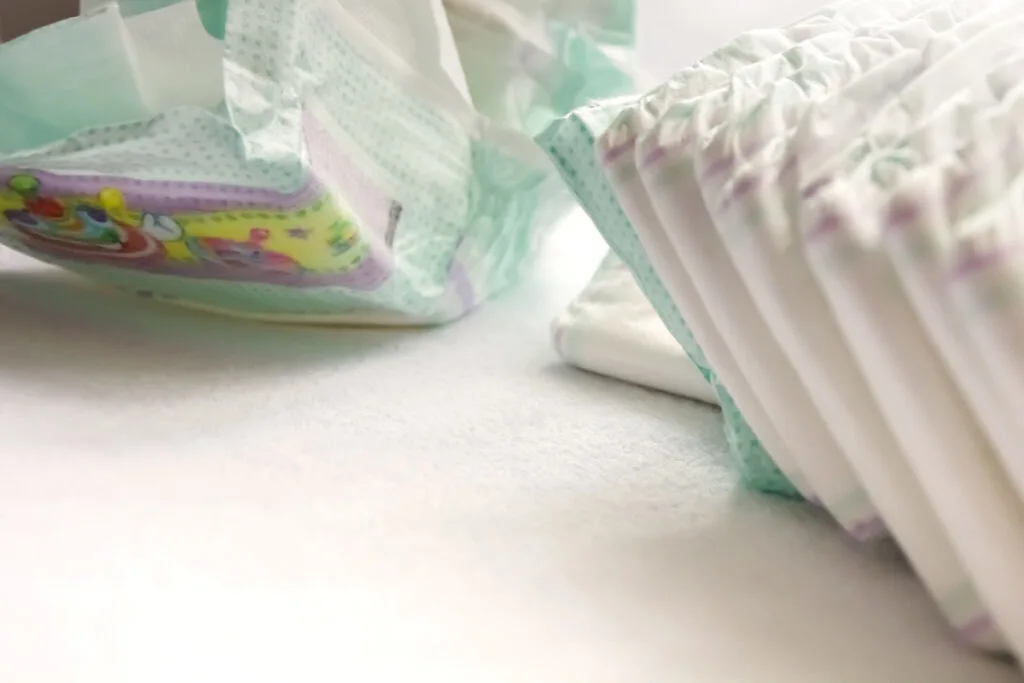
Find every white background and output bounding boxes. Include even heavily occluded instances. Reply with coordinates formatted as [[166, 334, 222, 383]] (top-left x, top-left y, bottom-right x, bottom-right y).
[[0, 2, 1020, 682]]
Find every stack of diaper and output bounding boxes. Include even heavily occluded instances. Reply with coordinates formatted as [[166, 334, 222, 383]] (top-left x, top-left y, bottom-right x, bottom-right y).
[[541, 0, 1024, 659]]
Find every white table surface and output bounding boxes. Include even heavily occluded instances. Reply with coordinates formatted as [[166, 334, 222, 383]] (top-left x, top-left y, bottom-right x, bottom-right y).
[[1, 2, 1020, 682]]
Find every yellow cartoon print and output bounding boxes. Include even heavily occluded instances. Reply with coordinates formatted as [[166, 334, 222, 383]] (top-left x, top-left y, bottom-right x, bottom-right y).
[[0, 172, 399, 290]]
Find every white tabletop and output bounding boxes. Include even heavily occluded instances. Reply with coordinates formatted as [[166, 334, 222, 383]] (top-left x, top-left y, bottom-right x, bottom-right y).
[[1, 216, 1018, 683], [1, 2, 1020, 681]]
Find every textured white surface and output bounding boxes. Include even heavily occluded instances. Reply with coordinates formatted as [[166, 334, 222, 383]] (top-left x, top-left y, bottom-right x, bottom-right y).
[[0, 2, 1020, 682], [0, 218, 1018, 683]]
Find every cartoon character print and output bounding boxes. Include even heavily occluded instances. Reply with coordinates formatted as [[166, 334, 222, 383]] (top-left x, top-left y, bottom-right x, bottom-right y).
[[0, 173, 396, 290], [327, 219, 361, 256], [2, 175, 178, 266], [186, 227, 301, 274]]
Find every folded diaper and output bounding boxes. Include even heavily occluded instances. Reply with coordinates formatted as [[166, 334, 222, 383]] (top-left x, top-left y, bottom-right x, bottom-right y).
[[913, 102, 1024, 658], [540, 98, 800, 498], [803, 177, 1024, 657], [794, 6, 1024, 654], [0, 0, 637, 324], [552, 251, 717, 403], [768, 1, 1024, 655], [632, 26, 927, 538], [897, 104, 1024, 502]]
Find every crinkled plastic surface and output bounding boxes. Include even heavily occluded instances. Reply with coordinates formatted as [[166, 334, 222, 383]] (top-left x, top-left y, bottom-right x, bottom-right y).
[[446, 0, 636, 135]]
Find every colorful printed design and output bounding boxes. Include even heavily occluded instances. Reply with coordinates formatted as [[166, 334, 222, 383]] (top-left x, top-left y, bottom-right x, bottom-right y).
[[0, 171, 400, 290]]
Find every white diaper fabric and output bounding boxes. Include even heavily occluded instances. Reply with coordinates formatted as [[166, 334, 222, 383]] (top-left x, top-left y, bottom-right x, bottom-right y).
[[552, 252, 717, 403]]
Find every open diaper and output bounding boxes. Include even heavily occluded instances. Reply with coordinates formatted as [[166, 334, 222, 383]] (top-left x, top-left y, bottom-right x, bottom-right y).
[[0, 0, 636, 324]]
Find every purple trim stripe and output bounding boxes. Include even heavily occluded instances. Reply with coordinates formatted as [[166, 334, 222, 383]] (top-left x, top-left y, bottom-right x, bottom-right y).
[[948, 244, 1020, 281], [640, 144, 672, 169], [698, 152, 738, 183], [848, 515, 886, 542], [956, 613, 997, 645], [448, 261, 476, 313], [882, 197, 920, 234], [600, 136, 639, 165], [803, 210, 847, 245]]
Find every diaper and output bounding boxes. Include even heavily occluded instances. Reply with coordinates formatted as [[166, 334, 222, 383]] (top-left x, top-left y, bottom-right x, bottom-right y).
[[596, 27, 866, 506], [893, 84, 1024, 498], [795, 14, 1024, 653], [0, 0, 636, 324], [932, 100, 1024, 660], [632, 22, 948, 537], [697, 5, 1024, 650], [944, 161, 1024, 661], [801, 177, 1024, 658], [552, 251, 718, 403]]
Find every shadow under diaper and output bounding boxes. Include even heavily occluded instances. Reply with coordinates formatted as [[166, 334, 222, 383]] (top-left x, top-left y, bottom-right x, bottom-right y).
[[0, 265, 421, 395]]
